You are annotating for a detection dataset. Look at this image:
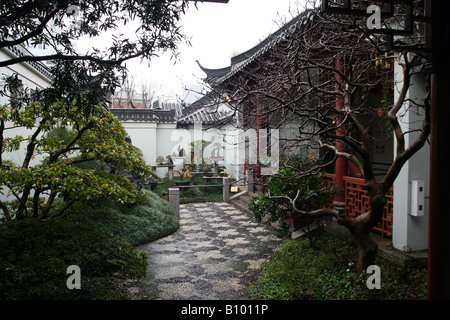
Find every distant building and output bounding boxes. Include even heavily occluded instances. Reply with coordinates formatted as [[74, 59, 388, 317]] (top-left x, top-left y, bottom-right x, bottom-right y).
[[110, 90, 147, 109], [109, 89, 184, 117], [0, 44, 53, 204], [0, 45, 53, 97]]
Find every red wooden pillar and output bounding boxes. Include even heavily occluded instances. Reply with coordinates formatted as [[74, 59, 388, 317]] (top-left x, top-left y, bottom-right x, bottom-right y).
[[334, 58, 348, 206], [243, 101, 249, 174], [255, 97, 263, 181]]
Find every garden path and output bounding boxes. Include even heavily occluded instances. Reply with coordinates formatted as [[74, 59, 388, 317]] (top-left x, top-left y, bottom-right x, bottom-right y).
[[132, 202, 284, 300]]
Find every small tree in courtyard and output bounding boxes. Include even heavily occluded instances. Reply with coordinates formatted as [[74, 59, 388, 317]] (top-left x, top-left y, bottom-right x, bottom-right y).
[[1, 0, 190, 220], [0, 101, 154, 220], [216, 2, 430, 274]]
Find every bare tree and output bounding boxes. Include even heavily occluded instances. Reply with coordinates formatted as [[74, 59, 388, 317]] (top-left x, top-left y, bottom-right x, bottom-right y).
[[111, 75, 156, 109], [210, 3, 430, 274], [1, 0, 189, 112], [140, 80, 157, 109], [112, 74, 136, 108]]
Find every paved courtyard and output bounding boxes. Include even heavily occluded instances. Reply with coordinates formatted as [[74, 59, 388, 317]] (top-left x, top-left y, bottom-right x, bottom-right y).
[[133, 202, 284, 300]]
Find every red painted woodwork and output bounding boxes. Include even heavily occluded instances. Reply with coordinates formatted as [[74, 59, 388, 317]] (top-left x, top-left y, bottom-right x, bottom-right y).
[[323, 173, 393, 238]]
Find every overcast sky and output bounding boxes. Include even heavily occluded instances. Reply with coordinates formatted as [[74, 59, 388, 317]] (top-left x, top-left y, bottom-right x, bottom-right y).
[[122, 0, 302, 103]]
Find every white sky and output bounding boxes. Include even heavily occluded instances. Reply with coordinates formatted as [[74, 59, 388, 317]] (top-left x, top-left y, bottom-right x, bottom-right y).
[[79, 0, 303, 103], [129, 0, 304, 102]]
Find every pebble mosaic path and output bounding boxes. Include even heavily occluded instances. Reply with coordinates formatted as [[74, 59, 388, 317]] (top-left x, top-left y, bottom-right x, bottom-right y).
[[133, 202, 284, 300]]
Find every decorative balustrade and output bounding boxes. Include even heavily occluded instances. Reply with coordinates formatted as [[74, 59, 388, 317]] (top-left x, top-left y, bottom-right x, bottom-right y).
[[5, 45, 54, 80], [168, 177, 230, 219], [323, 173, 393, 238]]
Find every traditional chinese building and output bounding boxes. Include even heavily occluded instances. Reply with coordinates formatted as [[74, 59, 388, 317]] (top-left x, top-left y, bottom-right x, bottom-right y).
[[196, 11, 429, 252]]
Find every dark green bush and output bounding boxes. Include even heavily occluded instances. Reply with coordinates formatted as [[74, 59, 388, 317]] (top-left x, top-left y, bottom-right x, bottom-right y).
[[0, 218, 147, 299], [83, 190, 179, 246], [249, 237, 427, 300], [249, 156, 340, 237], [154, 175, 230, 204]]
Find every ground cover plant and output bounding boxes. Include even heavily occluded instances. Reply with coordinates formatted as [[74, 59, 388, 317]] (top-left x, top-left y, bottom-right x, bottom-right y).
[[81, 190, 179, 246], [0, 218, 147, 300], [0, 188, 179, 299], [154, 174, 231, 204], [248, 235, 427, 300]]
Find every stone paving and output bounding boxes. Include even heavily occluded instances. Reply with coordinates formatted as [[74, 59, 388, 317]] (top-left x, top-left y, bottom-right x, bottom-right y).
[[133, 202, 284, 300]]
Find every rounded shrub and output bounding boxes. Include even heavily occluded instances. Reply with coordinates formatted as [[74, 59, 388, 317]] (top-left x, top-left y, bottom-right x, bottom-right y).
[[84, 190, 179, 246], [0, 218, 147, 300]]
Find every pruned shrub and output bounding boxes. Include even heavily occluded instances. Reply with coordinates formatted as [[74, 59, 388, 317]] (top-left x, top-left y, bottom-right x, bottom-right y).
[[83, 190, 179, 246], [0, 218, 147, 299]]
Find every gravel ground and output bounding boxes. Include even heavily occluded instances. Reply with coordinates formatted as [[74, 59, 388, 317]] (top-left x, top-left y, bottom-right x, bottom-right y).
[[132, 202, 285, 300]]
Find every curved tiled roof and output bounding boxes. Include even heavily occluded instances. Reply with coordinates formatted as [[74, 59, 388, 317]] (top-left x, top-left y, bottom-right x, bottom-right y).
[[110, 108, 177, 123], [196, 13, 309, 86], [196, 61, 231, 84], [177, 91, 234, 126], [177, 106, 232, 125]]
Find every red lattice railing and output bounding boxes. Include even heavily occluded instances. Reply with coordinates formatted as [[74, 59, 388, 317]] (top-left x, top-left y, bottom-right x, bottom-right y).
[[323, 173, 393, 238]]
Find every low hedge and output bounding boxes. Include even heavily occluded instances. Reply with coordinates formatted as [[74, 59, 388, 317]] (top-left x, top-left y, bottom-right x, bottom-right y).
[[82, 190, 179, 246], [0, 218, 147, 300]]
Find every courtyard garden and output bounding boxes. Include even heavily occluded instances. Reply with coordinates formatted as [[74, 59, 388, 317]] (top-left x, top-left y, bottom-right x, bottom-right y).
[[151, 163, 234, 204]]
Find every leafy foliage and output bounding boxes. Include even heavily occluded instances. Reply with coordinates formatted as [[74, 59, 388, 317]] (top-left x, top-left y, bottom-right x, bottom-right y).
[[0, 0, 189, 104], [0, 218, 147, 299], [1, 0, 188, 60], [249, 237, 427, 300], [0, 102, 155, 220], [249, 156, 340, 237], [81, 190, 179, 246]]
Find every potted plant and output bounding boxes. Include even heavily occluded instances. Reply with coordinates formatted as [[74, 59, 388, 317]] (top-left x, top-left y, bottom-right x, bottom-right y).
[[202, 164, 213, 177], [142, 172, 162, 192], [156, 156, 165, 165], [165, 155, 173, 165], [174, 164, 193, 185], [219, 170, 229, 177]]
